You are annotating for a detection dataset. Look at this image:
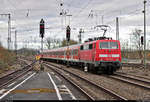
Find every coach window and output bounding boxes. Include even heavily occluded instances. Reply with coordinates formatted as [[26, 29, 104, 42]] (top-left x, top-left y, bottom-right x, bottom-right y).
[[75, 49, 78, 55], [72, 49, 75, 55], [74, 49, 76, 55], [60, 51, 63, 56], [71, 49, 74, 55], [63, 51, 64, 55], [89, 44, 93, 50]]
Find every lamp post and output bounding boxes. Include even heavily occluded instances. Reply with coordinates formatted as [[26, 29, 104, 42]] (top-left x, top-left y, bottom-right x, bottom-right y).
[[0, 13, 11, 50], [66, 14, 72, 26], [143, 0, 147, 68], [79, 28, 84, 44]]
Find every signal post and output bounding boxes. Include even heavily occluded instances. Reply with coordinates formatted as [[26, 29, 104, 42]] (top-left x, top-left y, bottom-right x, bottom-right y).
[[40, 18, 45, 71]]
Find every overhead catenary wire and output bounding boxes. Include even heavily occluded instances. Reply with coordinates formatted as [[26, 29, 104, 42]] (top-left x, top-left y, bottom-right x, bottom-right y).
[[71, 0, 93, 24]]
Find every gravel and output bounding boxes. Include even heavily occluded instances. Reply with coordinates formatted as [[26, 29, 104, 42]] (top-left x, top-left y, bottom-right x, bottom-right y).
[[118, 66, 150, 77]]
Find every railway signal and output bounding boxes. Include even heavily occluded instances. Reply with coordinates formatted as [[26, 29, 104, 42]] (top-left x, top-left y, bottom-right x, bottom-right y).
[[141, 36, 144, 45], [40, 19, 45, 38], [66, 25, 71, 42], [66, 25, 71, 68]]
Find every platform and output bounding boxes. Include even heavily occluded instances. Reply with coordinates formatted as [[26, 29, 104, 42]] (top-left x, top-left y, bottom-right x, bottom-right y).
[[0, 71, 76, 100]]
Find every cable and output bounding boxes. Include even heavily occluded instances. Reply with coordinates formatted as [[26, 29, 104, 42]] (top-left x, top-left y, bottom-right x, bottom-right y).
[[7, 0, 17, 9], [71, 0, 92, 24]]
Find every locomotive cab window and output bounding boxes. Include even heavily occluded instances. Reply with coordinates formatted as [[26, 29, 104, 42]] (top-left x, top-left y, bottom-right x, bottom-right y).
[[89, 44, 93, 50], [80, 45, 83, 50], [100, 42, 118, 49]]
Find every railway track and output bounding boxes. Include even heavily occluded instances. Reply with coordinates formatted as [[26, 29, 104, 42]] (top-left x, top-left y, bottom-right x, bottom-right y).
[[116, 72, 150, 81], [107, 72, 150, 90], [0, 61, 36, 88], [44, 62, 127, 100], [122, 63, 150, 68]]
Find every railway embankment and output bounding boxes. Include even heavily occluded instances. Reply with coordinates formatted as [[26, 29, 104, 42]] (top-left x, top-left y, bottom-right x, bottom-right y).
[[0, 47, 27, 76]]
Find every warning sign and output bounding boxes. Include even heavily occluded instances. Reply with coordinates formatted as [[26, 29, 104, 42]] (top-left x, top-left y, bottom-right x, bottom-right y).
[[36, 55, 41, 60]]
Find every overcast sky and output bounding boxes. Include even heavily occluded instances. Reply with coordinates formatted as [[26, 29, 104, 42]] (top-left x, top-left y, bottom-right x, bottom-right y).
[[0, 0, 150, 50]]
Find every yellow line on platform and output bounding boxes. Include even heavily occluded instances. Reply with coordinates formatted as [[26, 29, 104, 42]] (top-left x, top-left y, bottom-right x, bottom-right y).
[[11, 88, 68, 94]]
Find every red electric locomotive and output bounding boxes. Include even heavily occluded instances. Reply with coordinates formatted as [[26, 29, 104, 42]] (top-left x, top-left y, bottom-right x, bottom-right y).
[[79, 37, 121, 74]]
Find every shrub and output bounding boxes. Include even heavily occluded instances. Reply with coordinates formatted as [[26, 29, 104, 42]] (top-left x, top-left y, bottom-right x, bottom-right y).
[[0, 47, 16, 70]]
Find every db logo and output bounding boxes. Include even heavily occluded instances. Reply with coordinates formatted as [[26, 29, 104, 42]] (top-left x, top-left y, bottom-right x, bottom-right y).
[[108, 54, 112, 57]]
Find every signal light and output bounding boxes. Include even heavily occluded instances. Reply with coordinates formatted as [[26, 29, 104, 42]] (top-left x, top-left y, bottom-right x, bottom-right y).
[[66, 25, 71, 42], [141, 36, 144, 45], [40, 19, 45, 38]]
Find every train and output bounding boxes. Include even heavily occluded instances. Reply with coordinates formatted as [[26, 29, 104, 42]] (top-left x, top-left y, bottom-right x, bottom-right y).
[[38, 36, 122, 74]]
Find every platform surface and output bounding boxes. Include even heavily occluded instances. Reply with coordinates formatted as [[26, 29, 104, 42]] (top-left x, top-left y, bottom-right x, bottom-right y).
[[0, 71, 76, 100]]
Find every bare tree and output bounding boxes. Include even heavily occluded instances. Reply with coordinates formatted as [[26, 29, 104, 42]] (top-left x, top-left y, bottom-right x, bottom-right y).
[[61, 39, 78, 47], [0, 36, 1, 47], [55, 38, 61, 47], [45, 37, 53, 49], [131, 29, 143, 63], [120, 39, 129, 58], [0, 41, 2, 47], [45, 37, 62, 49]]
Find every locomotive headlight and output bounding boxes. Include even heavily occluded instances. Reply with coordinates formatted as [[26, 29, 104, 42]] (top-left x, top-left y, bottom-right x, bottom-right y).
[[99, 54, 108, 57], [112, 54, 119, 57]]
